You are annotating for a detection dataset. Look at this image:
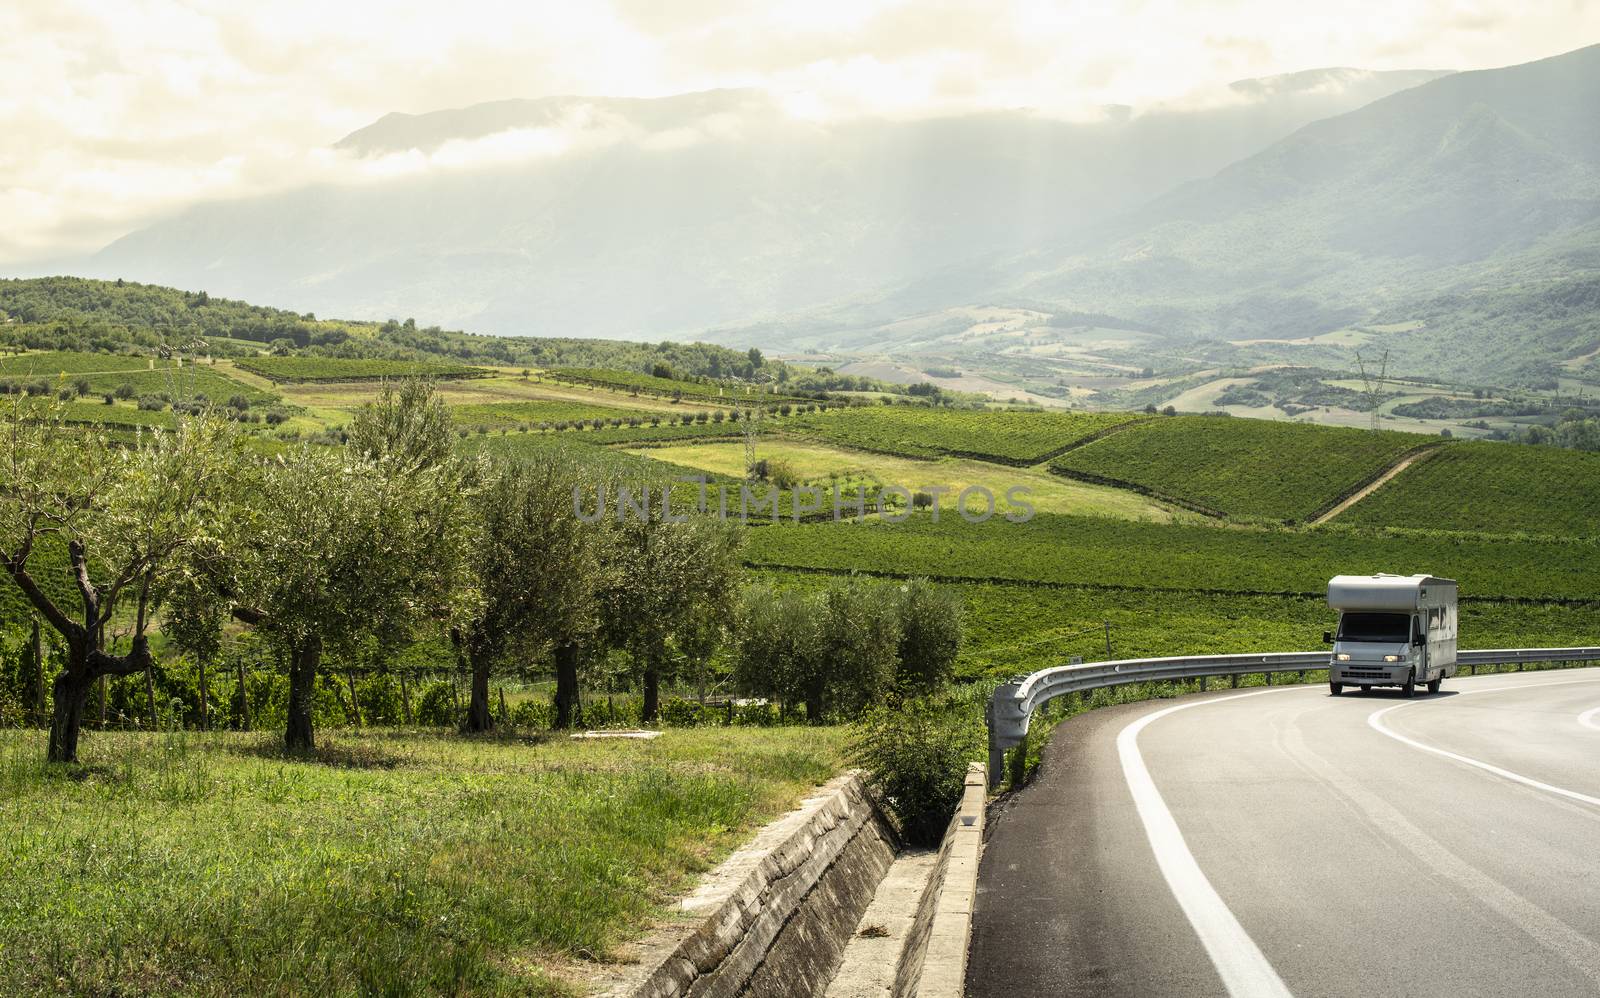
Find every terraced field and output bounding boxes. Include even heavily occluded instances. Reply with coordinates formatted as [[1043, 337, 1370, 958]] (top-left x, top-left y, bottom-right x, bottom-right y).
[[237, 357, 487, 383], [0, 351, 166, 376], [546, 367, 797, 404], [785, 407, 1144, 464], [744, 513, 1600, 602], [1050, 415, 1432, 521], [447, 400, 644, 430], [1340, 441, 1600, 537]]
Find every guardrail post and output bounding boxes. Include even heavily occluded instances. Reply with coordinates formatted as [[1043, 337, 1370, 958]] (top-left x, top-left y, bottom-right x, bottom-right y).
[[1230, 674, 1239, 689], [986, 678, 1029, 789], [1199, 675, 1207, 692], [1265, 671, 1272, 686]]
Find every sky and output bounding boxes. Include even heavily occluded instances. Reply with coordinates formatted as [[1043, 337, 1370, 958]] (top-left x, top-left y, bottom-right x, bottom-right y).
[[2, 0, 1597, 266]]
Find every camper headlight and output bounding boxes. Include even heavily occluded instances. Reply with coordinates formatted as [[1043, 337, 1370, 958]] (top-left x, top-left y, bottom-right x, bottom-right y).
[[1335, 653, 1351, 661], [1383, 655, 1402, 662]]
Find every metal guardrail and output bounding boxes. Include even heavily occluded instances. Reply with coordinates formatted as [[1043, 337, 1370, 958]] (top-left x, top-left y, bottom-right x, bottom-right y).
[[985, 647, 1600, 787]]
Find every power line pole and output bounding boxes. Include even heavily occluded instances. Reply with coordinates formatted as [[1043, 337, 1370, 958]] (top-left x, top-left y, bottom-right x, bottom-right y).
[[1356, 350, 1390, 432]]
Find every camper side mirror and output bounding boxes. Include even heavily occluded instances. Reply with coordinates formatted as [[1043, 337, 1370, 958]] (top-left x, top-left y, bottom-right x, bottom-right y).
[[1412, 634, 1425, 647], [1323, 630, 1333, 644]]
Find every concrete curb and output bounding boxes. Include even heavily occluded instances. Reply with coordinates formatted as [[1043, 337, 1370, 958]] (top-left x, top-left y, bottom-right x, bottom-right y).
[[916, 763, 986, 998], [825, 761, 988, 998], [596, 771, 896, 998]]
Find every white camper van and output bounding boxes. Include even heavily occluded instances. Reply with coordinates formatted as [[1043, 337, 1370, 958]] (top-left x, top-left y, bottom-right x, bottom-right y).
[[1325, 574, 1458, 697]]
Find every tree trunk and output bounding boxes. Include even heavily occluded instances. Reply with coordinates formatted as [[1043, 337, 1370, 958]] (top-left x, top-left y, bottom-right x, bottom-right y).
[[554, 643, 581, 730], [400, 671, 412, 725], [465, 648, 493, 732], [284, 639, 321, 752], [642, 663, 660, 725], [144, 661, 159, 730], [26, 619, 44, 725], [346, 671, 362, 727], [198, 659, 209, 732], [97, 674, 107, 729], [47, 662, 95, 763], [236, 659, 251, 731]]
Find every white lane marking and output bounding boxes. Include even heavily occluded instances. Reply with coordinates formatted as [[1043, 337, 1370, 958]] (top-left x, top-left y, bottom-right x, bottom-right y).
[[1118, 691, 1295, 998], [1580, 707, 1600, 732], [1368, 678, 1600, 809]]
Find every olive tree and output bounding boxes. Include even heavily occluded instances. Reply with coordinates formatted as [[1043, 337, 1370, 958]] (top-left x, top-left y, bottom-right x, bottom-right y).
[[213, 443, 476, 750], [894, 578, 963, 693], [734, 585, 824, 717], [604, 515, 743, 723], [0, 396, 240, 762], [458, 457, 613, 732]]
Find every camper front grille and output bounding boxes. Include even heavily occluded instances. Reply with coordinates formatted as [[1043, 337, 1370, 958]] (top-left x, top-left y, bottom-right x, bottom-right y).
[[1343, 669, 1389, 679]]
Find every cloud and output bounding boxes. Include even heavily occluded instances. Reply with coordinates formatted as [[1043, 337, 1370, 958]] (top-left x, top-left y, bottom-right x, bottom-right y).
[[1, 0, 1596, 266]]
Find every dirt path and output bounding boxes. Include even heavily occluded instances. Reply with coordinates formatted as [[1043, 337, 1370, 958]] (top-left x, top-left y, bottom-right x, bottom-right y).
[[1311, 448, 1436, 525]]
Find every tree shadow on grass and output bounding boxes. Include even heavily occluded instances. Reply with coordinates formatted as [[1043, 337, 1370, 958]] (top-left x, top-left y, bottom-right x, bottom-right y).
[[225, 737, 409, 770]]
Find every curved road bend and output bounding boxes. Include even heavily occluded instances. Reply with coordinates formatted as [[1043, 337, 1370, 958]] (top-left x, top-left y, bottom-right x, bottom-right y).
[[967, 668, 1600, 998]]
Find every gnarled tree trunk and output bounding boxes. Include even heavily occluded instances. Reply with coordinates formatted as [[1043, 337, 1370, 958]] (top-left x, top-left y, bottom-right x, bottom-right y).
[[47, 664, 95, 763], [284, 638, 321, 752], [554, 642, 581, 729]]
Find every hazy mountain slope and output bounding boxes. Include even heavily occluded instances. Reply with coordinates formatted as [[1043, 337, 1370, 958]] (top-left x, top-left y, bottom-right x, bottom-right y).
[[1011, 43, 1600, 375], [83, 70, 1443, 339]]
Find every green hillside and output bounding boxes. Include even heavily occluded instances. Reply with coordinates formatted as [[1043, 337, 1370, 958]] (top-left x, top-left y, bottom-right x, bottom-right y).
[[1049, 416, 1432, 521], [1341, 441, 1600, 536], [745, 512, 1600, 602], [786, 407, 1144, 464]]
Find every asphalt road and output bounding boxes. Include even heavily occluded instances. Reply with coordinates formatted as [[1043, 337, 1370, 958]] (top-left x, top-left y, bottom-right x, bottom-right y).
[[967, 668, 1600, 998]]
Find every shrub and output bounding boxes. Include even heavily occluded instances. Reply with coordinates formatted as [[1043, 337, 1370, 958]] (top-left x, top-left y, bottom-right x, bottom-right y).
[[851, 692, 983, 846], [137, 396, 167, 411], [265, 409, 290, 426], [733, 701, 780, 726], [660, 697, 711, 728], [71, 377, 91, 396], [414, 680, 458, 727], [509, 698, 553, 729], [226, 394, 250, 411]]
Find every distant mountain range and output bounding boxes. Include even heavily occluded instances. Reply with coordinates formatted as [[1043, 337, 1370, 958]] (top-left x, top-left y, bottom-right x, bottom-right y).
[[53, 45, 1600, 382]]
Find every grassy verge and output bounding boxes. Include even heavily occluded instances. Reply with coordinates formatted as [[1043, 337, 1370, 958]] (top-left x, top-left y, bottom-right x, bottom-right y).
[[0, 726, 847, 996]]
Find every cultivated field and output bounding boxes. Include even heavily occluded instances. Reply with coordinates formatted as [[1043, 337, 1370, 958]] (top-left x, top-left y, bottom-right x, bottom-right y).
[[1049, 416, 1432, 521]]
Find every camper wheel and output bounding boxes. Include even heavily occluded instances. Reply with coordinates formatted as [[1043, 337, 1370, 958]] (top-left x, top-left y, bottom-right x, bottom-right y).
[[1427, 676, 1442, 694], [1402, 672, 1417, 698], [1329, 682, 1344, 696]]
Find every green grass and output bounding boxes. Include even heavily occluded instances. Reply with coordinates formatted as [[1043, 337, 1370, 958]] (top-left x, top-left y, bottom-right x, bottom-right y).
[[0, 726, 846, 997], [236, 357, 488, 383], [785, 407, 1144, 465], [634, 439, 1172, 521], [1340, 441, 1600, 537], [1050, 415, 1432, 521], [744, 513, 1600, 602]]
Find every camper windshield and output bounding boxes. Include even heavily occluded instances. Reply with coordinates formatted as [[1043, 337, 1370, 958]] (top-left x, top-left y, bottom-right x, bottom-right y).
[[1337, 612, 1411, 643]]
